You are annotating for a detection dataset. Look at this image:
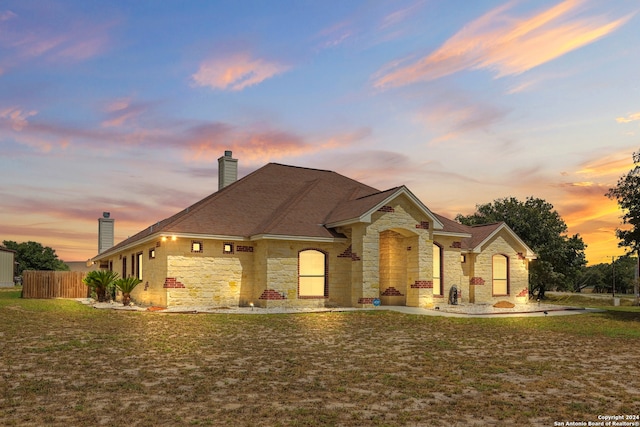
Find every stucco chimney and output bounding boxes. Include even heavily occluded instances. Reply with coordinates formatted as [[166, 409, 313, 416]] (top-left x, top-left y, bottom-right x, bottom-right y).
[[98, 212, 114, 254], [218, 150, 238, 190]]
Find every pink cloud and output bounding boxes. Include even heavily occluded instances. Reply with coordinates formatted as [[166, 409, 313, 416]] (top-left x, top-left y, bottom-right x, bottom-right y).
[[0, 10, 16, 21], [191, 52, 289, 91], [423, 101, 508, 143], [101, 98, 150, 128], [373, 0, 632, 88], [0, 106, 37, 131], [379, 1, 425, 30], [0, 11, 114, 73]]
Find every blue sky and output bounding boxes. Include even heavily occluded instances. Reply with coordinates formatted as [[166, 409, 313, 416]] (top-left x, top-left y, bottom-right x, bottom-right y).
[[1, 0, 638, 263]]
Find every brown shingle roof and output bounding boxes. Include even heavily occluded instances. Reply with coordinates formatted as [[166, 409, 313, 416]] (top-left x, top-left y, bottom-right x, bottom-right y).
[[96, 163, 380, 258], [94, 162, 531, 260], [433, 213, 504, 251]]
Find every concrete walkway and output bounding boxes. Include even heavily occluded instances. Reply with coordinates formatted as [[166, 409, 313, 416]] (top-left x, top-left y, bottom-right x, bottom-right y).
[[381, 305, 605, 318], [80, 299, 604, 318]]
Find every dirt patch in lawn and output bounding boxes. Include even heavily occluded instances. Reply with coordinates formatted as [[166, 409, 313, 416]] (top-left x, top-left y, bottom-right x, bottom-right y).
[[1, 295, 639, 426]]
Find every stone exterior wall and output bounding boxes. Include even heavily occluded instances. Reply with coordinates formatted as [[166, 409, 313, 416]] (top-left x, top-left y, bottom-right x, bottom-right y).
[[470, 231, 529, 304], [379, 230, 408, 306], [95, 196, 530, 309], [253, 239, 352, 309], [165, 239, 255, 307], [353, 196, 433, 308], [105, 239, 168, 307], [432, 235, 466, 305]]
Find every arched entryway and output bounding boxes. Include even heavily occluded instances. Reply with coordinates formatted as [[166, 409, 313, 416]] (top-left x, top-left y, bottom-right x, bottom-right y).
[[379, 228, 419, 306]]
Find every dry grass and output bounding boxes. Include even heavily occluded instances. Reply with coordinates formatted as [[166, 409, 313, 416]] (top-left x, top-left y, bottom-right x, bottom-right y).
[[1, 289, 639, 426]]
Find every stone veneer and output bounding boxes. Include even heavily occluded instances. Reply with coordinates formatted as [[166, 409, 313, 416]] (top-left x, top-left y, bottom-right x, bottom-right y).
[[98, 195, 530, 309]]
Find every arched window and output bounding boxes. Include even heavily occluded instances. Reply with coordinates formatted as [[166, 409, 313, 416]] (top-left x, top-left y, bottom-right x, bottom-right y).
[[299, 249, 326, 297], [492, 254, 509, 296], [433, 243, 443, 296]]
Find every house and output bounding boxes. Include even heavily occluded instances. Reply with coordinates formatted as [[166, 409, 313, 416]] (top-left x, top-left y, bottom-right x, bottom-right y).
[[0, 246, 16, 287], [91, 151, 535, 308]]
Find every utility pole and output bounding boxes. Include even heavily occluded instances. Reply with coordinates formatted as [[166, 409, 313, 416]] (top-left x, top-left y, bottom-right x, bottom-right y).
[[612, 256, 616, 299]]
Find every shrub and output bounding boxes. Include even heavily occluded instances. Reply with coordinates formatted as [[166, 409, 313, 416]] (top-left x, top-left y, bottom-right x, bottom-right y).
[[83, 270, 119, 302]]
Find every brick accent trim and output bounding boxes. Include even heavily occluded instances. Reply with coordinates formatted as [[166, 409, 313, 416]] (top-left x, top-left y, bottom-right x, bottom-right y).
[[411, 280, 433, 289], [451, 241, 462, 249], [358, 297, 376, 304], [381, 287, 404, 296], [416, 221, 429, 230], [237, 245, 254, 253], [259, 289, 286, 300], [338, 245, 352, 258], [338, 245, 361, 261], [470, 277, 485, 286], [517, 288, 529, 297], [164, 277, 185, 288], [378, 205, 395, 213]]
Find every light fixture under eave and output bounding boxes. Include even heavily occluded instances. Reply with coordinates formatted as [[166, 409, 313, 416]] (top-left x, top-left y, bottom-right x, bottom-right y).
[[171, 236, 177, 241], [161, 236, 167, 242]]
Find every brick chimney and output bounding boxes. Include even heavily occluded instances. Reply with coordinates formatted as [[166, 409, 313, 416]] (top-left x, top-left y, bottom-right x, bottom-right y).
[[218, 150, 238, 190]]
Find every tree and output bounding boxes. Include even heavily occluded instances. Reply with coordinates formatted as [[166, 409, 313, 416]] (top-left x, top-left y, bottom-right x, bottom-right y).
[[456, 196, 587, 298], [578, 257, 636, 294], [2, 240, 69, 275], [606, 150, 640, 253], [607, 150, 640, 305]]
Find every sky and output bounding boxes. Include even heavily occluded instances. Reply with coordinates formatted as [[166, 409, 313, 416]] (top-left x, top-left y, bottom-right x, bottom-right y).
[[1, 0, 638, 265]]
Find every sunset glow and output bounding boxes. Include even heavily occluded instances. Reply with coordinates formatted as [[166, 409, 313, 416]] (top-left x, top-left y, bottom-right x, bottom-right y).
[[1, 0, 637, 265]]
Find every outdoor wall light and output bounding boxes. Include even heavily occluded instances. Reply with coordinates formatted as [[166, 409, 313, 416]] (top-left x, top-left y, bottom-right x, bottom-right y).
[[171, 235, 177, 241], [249, 302, 254, 311]]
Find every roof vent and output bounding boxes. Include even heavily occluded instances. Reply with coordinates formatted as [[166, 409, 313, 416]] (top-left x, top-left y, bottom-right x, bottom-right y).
[[218, 150, 238, 190]]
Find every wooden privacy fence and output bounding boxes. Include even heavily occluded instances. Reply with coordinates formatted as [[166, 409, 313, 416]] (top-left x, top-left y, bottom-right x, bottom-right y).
[[22, 271, 88, 299]]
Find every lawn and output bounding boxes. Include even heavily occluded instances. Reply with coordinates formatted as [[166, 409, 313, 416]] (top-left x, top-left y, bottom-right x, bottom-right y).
[[1, 289, 639, 426]]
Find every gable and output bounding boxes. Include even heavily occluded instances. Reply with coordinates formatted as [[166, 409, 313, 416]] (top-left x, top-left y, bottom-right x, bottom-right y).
[[471, 224, 536, 259], [325, 186, 444, 230]]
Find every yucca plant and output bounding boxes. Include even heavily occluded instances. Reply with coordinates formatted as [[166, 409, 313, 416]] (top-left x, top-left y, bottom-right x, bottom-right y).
[[83, 270, 119, 302], [114, 276, 142, 306]]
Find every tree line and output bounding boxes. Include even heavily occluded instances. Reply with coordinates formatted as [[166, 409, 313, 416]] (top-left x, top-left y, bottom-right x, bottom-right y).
[[2, 240, 69, 276], [3, 149, 639, 302], [456, 149, 639, 302]]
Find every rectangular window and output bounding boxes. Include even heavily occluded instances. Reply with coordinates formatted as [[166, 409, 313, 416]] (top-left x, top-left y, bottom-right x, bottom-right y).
[[492, 255, 509, 295], [191, 241, 203, 253], [433, 244, 442, 296], [122, 256, 127, 278], [299, 250, 326, 297], [223, 243, 234, 254], [136, 252, 143, 280]]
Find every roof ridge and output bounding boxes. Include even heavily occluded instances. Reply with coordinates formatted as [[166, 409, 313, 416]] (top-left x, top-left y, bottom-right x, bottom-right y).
[[470, 221, 504, 228], [350, 186, 400, 201], [250, 178, 321, 235]]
